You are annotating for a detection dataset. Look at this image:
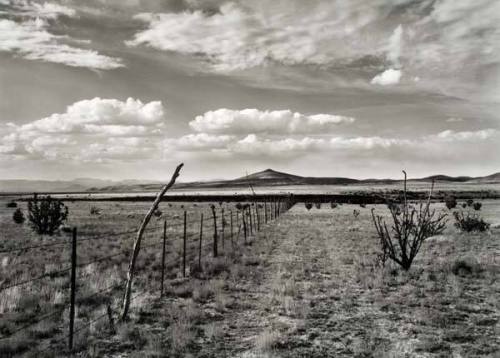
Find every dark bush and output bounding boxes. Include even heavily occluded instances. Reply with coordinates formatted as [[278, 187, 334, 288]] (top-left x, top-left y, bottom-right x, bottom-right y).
[[27, 195, 69, 235], [330, 202, 338, 209], [466, 199, 474, 207], [445, 195, 457, 210], [453, 211, 489, 232], [314, 202, 321, 209], [353, 209, 360, 218], [461, 203, 467, 208], [359, 203, 366, 208], [473, 202, 482, 211], [90, 206, 101, 215], [12, 208, 25, 224], [305, 203, 313, 211], [6, 201, 17, 208]]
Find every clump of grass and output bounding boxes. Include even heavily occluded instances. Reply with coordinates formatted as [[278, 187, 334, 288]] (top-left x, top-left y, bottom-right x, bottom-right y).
[[118, 322, 147, 349], [255, 328, 281, 353], [89, 206, 101, 215]]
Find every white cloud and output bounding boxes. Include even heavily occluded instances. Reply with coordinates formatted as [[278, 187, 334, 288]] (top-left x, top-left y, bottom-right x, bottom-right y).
[[0, 1, 123, 69], [371, 68, 402, 86], [387, 24, 403, 68], [164, 133, 235, 152], [189, 109, 355, 134], [446, 117, 464, 123], [1, 98, 165, 161], [127, 2, 386, 72]]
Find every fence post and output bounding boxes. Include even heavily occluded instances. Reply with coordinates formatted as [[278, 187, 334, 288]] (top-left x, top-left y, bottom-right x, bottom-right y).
[[255, 203, 260, 231], [221, 207, 225, 252], [211, 205, 218, 257], [183, 211, 187, 277], [198, 213, 203, 270], [248, 205, 253, 235], [230, 210, 234, 249], [264, 201, 268, 223], [160, 220, 167, 297], [242, 209, 247, 244], [68, 227, 77, 351]]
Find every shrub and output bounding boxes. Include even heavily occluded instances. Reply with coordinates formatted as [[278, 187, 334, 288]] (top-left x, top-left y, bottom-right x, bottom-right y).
[[153, 209, 162, 217], [314, 202, 321, 209], [466, 199, 474, 207], [371, 171, 447, 270], [12, 208, 25, 224], [453, 211, 490, 232], [359, 203, 366, 208], [330, 202, 338, 209], [445, 195, 457, 210], [27, 194, 69, 235], [473, 202, 482, 211], [353, 209, 360, 218], [6, 201, 17, 208], [461, 202, 467, 208], [90, 206, 101, 215], [305, 203, 313, 211]]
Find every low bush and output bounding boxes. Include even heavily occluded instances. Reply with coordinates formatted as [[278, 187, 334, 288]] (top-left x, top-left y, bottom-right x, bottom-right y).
[[27, 195, 68, 235], [445, 195, 457, 210], [330, 202, 338, 209], [12, 208, 25, 224], [453, 211, 490, 232], [6, 201, 17, 208], [89, 206, 101, 215], [473, 202, 482, 211], [314, 202, 321, 209], [305, 203, 313, 211]]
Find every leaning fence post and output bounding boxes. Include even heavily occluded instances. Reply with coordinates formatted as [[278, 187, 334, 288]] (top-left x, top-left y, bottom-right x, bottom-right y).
[[211, 205, 218, 257], [198, 213, 203, 270], [160, 220, 167, 297], [182, 211, 187, 277], [69, 227, 77, 351]]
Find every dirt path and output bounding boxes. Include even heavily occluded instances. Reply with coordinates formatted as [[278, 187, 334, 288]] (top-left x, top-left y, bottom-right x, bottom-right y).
[[196, 203, 500, 358]]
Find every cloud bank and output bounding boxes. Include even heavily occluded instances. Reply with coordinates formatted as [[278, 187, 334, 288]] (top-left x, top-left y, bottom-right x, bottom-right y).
[[0, 1, 123, 69]]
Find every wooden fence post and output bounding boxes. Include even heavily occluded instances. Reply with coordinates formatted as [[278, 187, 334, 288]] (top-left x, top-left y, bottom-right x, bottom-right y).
[[264, 201, 268, 223], [242, 209, 247, 244], [211, 205, 218, 257], [221, 207, 225, 252], [68, 227, 77, 351], [160, 220, 167, 297], [230, 210, 234, 249], [198, 213, 203, 270], [183, 211, 187, 277], [121, 163, 183, 320], [248, 205, 253, 235], [255, 203, 260, 231]]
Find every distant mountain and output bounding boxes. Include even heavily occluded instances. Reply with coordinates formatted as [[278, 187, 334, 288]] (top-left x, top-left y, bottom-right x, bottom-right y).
[[1, 169, 499, 193]]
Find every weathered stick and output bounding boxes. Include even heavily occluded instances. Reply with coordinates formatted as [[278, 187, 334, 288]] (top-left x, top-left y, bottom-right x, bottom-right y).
[[120, 163, 183, 321]]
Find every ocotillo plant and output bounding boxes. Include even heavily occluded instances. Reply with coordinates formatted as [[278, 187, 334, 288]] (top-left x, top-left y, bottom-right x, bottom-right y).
[[371, 171, 447, 270]]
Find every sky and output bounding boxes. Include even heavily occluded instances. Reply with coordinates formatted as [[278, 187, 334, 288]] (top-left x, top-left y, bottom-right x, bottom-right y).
[[0, 0, 499, 182]]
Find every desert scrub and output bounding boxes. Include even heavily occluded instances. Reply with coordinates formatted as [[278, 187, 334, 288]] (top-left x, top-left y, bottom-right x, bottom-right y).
[[27, 194, 69, 235], [371, 171, 447, 270], [12, 208, 25, 224], [453, 211, 490, 232]]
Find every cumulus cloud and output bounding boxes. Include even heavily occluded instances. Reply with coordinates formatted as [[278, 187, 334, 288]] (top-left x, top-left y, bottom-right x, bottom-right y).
[[189, 109, 355, 135], [1, 98, 165, 161], [0, 1, 123, 69], [371, 68, 402, 86]]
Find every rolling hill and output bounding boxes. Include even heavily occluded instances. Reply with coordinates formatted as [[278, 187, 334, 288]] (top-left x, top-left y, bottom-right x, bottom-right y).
[[1, 169, 499, 193]]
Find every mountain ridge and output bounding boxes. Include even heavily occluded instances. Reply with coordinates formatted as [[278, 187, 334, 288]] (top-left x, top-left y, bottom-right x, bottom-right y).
[[1, 169, 499, 193]]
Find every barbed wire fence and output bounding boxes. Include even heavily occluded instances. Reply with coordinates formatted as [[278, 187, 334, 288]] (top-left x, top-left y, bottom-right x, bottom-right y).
[[0, 196, 295, 355]]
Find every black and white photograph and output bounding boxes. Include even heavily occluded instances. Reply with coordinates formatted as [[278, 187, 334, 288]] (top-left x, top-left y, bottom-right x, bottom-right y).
[[1, 0, 499, 356]]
